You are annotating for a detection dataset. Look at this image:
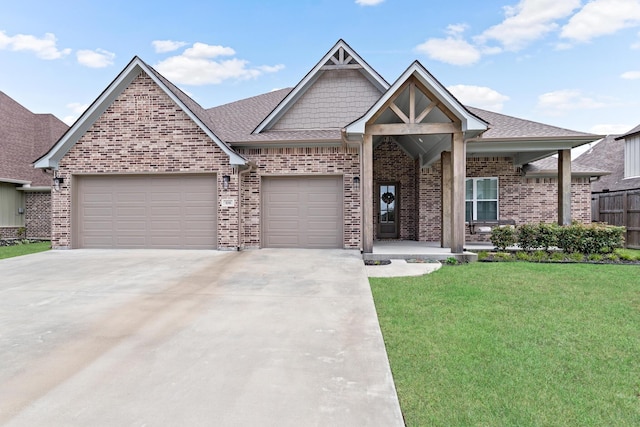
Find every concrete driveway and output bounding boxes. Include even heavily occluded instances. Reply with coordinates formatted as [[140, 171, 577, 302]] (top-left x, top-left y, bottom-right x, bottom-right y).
[[0, 249, 403, 426]]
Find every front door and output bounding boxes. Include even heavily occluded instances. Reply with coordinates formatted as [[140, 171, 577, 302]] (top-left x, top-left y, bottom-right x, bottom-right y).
[[378, 183, 399, 239]]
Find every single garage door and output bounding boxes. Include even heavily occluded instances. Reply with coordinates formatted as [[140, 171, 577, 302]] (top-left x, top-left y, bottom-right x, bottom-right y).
[[262, 176, 343, 248], [75, 175, 217, 249]]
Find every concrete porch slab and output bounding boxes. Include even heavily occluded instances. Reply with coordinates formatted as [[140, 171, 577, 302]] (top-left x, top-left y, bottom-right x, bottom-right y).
[[363, 240, 482, 263]]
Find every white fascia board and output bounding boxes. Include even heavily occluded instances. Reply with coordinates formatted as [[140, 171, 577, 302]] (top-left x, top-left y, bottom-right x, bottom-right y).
[[0, 178, 31, 185], [254, 40, 389, 134], [467, 137, 602, 153]]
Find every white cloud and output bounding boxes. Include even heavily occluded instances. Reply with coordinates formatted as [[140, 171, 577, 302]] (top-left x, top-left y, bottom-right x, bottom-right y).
[[76, 48, 116, 68], [355, 0, 384, 5], [0, 31, 71, 59], [415, 25, 481, 66], [621, 70, 640, 79], [62, 102, 89, 125], [154, 42, 284, 85], [537, 89, 608, 115], [152, 40, 188, 53], [447, 84, 510, 111], [476, 0, 581, 51], [589, 123, 634, 134], [561, 0, 640, 42]]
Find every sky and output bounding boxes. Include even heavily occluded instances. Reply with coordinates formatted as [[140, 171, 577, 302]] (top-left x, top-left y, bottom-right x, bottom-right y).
[[2, 0, 640, 154]]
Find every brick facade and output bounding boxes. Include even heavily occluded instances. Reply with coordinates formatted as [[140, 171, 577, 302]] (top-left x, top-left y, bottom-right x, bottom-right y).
[[52, 72, 237, 249], [25, 191, 51, 239]]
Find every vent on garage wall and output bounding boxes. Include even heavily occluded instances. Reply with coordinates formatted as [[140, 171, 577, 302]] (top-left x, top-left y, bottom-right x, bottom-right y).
[[134, 94, 153, 121]]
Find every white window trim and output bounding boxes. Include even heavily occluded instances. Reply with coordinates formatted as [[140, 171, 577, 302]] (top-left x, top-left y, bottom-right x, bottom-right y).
[[466, 177, 499, 222]]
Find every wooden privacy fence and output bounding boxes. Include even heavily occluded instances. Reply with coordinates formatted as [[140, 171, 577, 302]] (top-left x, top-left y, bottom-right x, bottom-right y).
[[592, 190, 640, 249]]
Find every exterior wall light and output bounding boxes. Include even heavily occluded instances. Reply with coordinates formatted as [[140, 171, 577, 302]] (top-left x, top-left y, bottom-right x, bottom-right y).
[[353, 176, 360, 191], [222, 175, 230, 190], [53, 176, 64, 191]]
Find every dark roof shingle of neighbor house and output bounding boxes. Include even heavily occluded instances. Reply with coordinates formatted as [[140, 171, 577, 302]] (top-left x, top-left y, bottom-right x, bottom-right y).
[[574, 134, 640, 192], [524, 154, 608, 177], [0, 91, 68, 187]]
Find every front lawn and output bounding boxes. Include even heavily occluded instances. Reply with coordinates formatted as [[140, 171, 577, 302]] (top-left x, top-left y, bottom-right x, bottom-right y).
[[0, 241, 51, 260], [370, 263, 640, 427]]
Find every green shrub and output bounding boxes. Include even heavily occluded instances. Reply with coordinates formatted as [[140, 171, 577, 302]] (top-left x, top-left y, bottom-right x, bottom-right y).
[[568, 252, 585, 262], [516, 224, 537, 252], [604, 253, 619, 262], [445, 257, 459, 265], [531, 250, 548, 262], [515, 251, 530, 261], [537, 223, 559, 252], [556, 222, 625, 254], [477, 251, 489, 260], [588, 253, 603, 262], [617, 251, 635, 261], [493, 252, 513, 261], [550, 251, 565, 262], [490, 226, 516, 251]]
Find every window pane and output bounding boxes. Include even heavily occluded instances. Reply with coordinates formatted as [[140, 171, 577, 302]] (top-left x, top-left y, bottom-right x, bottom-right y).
[[477, 178, 497, 200], [477, 201, 497, 220], [465, 179, 473, 199], [465, 201, 472, 222]]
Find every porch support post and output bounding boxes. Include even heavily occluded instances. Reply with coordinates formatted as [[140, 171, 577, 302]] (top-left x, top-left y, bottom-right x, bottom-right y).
[[441, 151, 452, 248], [362, 133, 374, 253], [558, 149, 572, 226], [451, 132, 465, 253]]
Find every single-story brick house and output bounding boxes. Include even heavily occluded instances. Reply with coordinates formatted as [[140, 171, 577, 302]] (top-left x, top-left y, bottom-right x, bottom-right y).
[[35, 40, 602, 253], [0, 91, 68, 240]]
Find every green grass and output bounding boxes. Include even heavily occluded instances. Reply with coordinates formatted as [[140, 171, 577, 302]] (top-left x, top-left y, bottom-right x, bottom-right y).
[[0, 241, 51, 260], [371, 263, 640, 427]]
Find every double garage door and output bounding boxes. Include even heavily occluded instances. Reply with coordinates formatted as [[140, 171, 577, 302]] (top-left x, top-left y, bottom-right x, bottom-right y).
[[262, 176, 343, 248], [75, 175, 217, 249], [75, 174, 343, 249]]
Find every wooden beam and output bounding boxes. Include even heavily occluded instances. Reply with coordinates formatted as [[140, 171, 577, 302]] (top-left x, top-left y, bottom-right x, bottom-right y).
[[366, 122, 458, 135], [415, 101, 436, 124], [558, 149, 572, 226], [441, 151, 452, 248], [451, 132, 465, 253], [409, 83, 416, 123], [320, 64, 363, 71], [366, 78, 414, 125], [389, 102, 410, 124], [362, 133, 374, 253]]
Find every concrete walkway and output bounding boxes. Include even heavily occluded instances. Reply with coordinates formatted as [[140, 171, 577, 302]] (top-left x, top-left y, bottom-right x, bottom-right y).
[[365, 259, 442, 277], [0, 249, 403, 426]]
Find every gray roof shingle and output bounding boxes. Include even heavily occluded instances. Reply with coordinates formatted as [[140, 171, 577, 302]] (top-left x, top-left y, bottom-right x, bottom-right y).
[[0, 91, 68, 186]]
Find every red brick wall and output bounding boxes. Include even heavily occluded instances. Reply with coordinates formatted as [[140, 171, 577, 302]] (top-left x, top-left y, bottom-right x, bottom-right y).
[[236, 146, 361, 249], [25, 191, 51, 239], [53, 72, 236, 249]]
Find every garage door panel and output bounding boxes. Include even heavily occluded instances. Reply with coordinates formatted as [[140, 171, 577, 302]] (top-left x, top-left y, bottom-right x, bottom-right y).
[[76, 175, 217, 249], [263, 176, 343, 249]]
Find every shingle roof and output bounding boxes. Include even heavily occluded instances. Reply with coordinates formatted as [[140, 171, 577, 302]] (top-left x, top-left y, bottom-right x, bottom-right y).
[[0, 91, 68, 186], [524, 154, 608, 177], [574, 134, 640, 192], [467, 107, 597, 139]]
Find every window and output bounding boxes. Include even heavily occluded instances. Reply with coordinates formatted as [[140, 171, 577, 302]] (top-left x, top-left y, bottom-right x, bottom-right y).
[[465, 177, 498, 222]]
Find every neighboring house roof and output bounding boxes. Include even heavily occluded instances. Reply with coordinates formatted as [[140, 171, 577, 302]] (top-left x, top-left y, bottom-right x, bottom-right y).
[[35, 57, 247, 169], [574, 134, 640, 192], [0, 91, 68, 187], [524, 154, 609, 178]]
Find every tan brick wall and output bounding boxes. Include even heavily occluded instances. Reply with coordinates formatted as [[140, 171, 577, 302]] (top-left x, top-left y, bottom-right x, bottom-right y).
[[373, 139, 417, 240], [53, 72, 237, 249], [273, 70, 381, 130], [236, 146, 361, 249], [25, 191, 51, 239]]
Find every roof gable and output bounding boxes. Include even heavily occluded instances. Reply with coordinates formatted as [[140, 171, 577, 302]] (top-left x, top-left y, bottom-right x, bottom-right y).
[[35, 57, 246, 169], [616, 123, 640, 140], [253, 39, 389, 134], [345, 61, 488, 138]]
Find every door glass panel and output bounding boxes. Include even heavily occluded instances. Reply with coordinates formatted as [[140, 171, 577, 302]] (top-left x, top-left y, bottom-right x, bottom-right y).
[[380, 185, 396, 224]]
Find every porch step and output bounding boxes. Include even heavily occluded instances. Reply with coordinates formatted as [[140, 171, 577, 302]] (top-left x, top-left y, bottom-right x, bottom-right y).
[[363, 252, 478, 263]]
